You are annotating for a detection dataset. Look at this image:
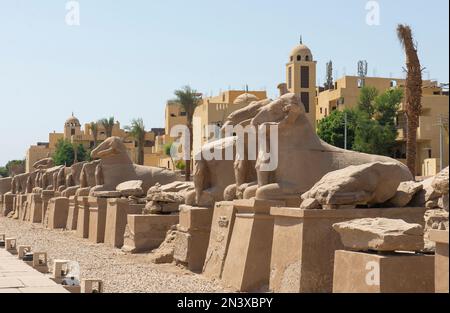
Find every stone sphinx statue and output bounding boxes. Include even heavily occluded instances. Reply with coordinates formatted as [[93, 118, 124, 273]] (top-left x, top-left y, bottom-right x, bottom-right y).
[[235, 93, 413, 204], [33, 157, 54, 170], [89, 137, 177, 195]]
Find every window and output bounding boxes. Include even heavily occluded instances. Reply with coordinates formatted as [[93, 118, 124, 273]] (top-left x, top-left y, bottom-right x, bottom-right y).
[[300, 92, 310, 113], [325, 108, 328, 116], [297, 55, 301, 61], [301, 66, 310, 88], [357, 78, 365, 88], [390, 80, 398, 88], [305, 55, 309, 61], [320, 108, 323, 114], [288, 67, 292, 89], [180, 112, 187, 116], [290, 56, 293, 62], [71, 128, 75, 136], [170, 113, 176, 117]]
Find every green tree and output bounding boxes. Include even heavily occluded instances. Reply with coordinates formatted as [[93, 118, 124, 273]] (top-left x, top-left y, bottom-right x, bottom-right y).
[[317, 109, 357, 149], [5, 160, 25, 176], [100, 117, 115, 138], [53, 139, 88, 166], [0, 167, 8, 178], [164, 142, 176, 170], [357, 86, 379, 116], [125, 118, 146, 165], [90, 122, 99, 148], [173, 86, 202, 181]]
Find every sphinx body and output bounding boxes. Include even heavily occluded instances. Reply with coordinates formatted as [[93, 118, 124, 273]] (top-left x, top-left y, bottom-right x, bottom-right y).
[[89, 137, 177, 195]]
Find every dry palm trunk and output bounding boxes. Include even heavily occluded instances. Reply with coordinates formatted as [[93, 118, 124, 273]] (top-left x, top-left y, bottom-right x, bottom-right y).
[[397, 24, 423, 176]]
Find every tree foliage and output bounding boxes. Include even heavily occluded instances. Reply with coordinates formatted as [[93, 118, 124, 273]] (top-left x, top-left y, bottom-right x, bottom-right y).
[[125, 118, 146, 165], [100, 117, 115, 138], [318, 87, 403, 157], [53, 139, 88, 166]]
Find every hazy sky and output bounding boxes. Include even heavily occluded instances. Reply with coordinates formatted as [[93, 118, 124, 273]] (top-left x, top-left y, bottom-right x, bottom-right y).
[[0, 0, 448, 165]]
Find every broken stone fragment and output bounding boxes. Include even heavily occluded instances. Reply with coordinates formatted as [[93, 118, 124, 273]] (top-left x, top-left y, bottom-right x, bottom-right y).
[[423, 209, 449, 252], [388, 181, 423, 207], [300, 198, 321, 210], [333, 218, 424, 252], [116, 180, 144, 197], [431, 167, 449, 195]]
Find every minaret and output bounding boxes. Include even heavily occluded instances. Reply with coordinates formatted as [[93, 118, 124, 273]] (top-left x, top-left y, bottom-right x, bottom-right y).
[[286, 39, 317, 128]]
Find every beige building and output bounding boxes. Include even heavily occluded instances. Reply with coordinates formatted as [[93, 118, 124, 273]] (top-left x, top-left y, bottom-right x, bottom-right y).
[[316, 76, 449, 175], [26, 115, 163, 172]]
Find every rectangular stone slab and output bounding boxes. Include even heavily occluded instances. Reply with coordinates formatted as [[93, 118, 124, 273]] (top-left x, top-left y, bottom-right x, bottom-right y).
[[88, 197, 108, 243], [333, 250, 434, 293], [202, 201, 236, 279], [122, 214, 179, 253], [29, 194, 43, 223], [47, 197, 69, 229], [429, 230, 449, 293], [76, 197, 90, 238], [104, 199, 144, 248], [269, 207, 427, 293], [66, 196, 79, 231]]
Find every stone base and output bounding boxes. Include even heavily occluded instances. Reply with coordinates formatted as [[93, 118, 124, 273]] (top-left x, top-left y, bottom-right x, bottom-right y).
[[46, 197, 69, 229], [333, 250, 434, 293], [76, 197, 90, 238], [122, 214, 179, 253], [429, 230, 449, 293], [104, 199, 144, 248], [269, 207, 427, 293], [41, 191, 55, 225], [221, 199, 284, 292], [66, 196, 79, 231], [88, 197, 109, 244], [29, 193, 43, 223], [2, 194, 15, 216], [173, 205, 213, 272], [202, 201, 236, 279]]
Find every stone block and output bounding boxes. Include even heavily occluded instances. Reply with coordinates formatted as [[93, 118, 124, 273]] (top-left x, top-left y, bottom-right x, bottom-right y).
[[41, 190, 55, 225], [221, 199, 285, 292], [76, 197, 90, 239], [2, 194, 15, 216], [333, 250, 434, 293], [122, 214, 179, 253], [173, 229, 211, 272], [178, 205, 213, 232], [29, 193, 43, 223], [46, 197, 69, 229], [429, 230, 449, 293], [269, 207, 427, 293], [202, 201, 236, 279], [104, 199, 144, 248], [88, 197, 109, 243], [66, 196, 79, 231]]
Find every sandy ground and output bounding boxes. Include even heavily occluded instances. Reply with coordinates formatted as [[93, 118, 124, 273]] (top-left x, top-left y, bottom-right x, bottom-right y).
[[0, 216, 230, 293]]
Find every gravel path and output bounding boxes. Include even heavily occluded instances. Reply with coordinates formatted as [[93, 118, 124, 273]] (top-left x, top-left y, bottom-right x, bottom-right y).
[[0, 216, 230, 293]]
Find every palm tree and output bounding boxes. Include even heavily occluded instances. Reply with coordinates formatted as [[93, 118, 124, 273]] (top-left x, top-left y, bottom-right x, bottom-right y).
[[100, 117, 115, 138], [173, 86, 202, 181], [397, 24, 423, 176], [125, 118, 146, 165], [90, 122, 99, 148]]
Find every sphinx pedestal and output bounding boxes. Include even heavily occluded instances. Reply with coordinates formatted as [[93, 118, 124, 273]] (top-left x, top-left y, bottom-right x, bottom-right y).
[[16, 194, 27, 220], [173, 205, 213, 272], [66, 196, 79, 231], [221, 199, 284, 292], [29, 193, 43, 223], [202, 201, 236, 279], [46, 197, 69, 229], [104, 199, 144, 248], [76, 197, 90, 239], [429, 230, 449, 293], [2, 194, 15, 216], [333, 250, 434, 293], [88, 197, 110, 244], [41, 190, 55, 225], [269, 207, 427, 293], [122, 214, 179, 253]]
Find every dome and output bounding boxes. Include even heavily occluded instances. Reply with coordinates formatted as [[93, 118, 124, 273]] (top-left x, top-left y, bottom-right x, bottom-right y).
[[233, 93, 259, 105], [65, 115, 81, 127], [289, 44, 313, 62]]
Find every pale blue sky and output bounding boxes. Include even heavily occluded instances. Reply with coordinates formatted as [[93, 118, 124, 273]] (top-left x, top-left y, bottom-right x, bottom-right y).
[[0, 0, 448, 165]]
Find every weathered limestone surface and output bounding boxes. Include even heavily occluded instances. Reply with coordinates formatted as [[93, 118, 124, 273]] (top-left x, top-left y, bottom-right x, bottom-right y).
[[173, 205, 213, 272], [333, 250, 435, 293], [122, 214, 179, 253], [76, 197, 90, 239], [202, 201, 236, 279], [269, 207, 427, 293], [429, 230, 449, 293], [88, 197, 109, 243], [116, 180, 144, 197], [301, 162, 412, 208], [46, 197, 69, 230], [389, 181, 423, 207], [65, 196, 78, 230], [332, 218, 424, 252], [104, 199, 144, 248], [432, 167, 449, 195]]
